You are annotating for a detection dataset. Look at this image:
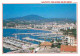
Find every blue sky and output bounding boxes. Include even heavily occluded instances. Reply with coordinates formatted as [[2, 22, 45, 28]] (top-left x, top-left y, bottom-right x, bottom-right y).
[[3, 4, 76, 20]]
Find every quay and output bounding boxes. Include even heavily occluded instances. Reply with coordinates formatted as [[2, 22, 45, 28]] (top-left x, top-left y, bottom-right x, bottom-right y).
[[3, 42, 21, 50], [13, 32, 63, 38], [3, 37, 33, 51], [38, 37, 61, 39], [7, 49, 32, 53], [13, 32, 63, 35], [22, 37, 45, 42]]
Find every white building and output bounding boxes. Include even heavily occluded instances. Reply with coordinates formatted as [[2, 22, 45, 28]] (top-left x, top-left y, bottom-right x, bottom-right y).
[[62, 36, 77, 46]]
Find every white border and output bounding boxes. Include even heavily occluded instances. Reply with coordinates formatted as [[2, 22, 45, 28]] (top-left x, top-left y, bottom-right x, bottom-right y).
[[0, 0, 80, 56]]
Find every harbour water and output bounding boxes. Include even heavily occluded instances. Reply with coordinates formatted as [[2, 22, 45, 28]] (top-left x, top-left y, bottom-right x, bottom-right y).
[[3, 28, 62, 53], [3, 47, 12, 53], [3, 28, 51, 53]]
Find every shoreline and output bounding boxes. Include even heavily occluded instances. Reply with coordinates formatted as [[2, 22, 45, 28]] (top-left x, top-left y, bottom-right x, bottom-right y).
[[3, 28, 64, 35], [30, 28, 52, 31], [3, 27, 52, 32]]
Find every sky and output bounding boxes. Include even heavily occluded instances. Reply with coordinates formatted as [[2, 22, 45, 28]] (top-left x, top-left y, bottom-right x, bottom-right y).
[[3, 4, 76, 20]]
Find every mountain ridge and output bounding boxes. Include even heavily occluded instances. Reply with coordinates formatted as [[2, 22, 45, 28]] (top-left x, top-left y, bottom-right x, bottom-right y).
[[3, 15, 76, 26]]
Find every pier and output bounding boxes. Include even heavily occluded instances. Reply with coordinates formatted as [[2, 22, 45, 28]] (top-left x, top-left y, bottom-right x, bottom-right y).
[[22, 37, 45, 42], [3, 37, 33, 51], [13, 32, 63, 38], [13, 32, 63, 35]]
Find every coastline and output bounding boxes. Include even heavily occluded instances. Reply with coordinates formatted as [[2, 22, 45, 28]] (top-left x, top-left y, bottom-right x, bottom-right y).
[[3, 27, 64, 35], [30, 28, 52, 31], [3, 27, 52, 32]]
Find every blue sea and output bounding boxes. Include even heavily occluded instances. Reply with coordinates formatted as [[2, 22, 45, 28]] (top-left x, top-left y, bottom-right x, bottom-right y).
[[3, 28, 51, 53], [3, 47, 13, 53]]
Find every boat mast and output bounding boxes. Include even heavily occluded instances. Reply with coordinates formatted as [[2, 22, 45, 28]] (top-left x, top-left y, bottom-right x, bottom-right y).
[[15, 34, 17, 39]]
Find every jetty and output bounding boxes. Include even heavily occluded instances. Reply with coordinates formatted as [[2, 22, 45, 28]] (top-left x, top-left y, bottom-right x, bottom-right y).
[[13, 32, 63, 35], [3, 37, 33, 50], [22, 37, 45, 42], [13, 32, 63, 37]]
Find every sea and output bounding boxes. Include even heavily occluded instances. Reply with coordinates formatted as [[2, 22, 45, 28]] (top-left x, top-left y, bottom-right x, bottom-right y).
[[3, 28, 51, 53]]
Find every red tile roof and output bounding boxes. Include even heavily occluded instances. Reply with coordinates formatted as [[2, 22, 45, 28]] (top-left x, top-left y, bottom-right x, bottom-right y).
[[60, 45, 77, 52], [40, 42, 52, 46]]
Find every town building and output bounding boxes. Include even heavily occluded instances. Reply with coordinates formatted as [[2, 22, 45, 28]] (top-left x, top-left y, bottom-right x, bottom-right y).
[[62, 36, 77, 46], [60, 45, 77, 52], [40, 42, 52, 49]]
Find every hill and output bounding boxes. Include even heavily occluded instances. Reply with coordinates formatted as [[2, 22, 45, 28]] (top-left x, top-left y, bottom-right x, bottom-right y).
[[3, 15, 76, 26]]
